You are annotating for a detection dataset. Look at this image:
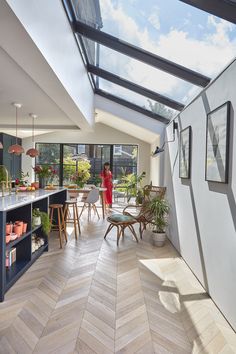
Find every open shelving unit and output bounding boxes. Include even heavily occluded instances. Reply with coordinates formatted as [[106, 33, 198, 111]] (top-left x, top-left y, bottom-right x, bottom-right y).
[[0, 189, 67, 301]]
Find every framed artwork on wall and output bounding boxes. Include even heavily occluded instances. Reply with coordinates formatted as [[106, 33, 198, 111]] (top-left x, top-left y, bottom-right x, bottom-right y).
[[205, 101, 231, 183], [179, 126, 192, 179]]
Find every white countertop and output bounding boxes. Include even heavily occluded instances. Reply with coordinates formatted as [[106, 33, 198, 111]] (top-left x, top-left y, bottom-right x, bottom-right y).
[[0, 188, 66, 211]]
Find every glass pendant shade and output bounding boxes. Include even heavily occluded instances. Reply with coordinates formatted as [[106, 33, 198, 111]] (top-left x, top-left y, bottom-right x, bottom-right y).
[[26, 148, 39, 157], [8, 144, 24, 155], [8, 103, 24, 155], [26, 113, 39, 158]]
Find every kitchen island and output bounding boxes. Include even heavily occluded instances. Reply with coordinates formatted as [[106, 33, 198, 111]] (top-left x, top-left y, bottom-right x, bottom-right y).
[[0, 188, 66, 301]]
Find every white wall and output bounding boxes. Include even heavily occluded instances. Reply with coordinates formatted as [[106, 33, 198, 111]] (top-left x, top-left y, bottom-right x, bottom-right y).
[[5, 0, 94, 129], [22, 123, 151, 184], [164, 58, 236, 330]]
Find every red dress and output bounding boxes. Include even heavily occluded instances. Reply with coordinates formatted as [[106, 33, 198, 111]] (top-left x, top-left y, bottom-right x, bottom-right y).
[[100, 171, 113, 205]]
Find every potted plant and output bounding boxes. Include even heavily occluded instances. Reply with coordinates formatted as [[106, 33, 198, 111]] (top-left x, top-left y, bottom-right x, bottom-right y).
[[71, 160, 91, 188], [32, 208, 41, 226], [33, 165, 57, 189], [32, 208, 51, 235], [146, 196, 169, 246], [121, 171, 146, 203]]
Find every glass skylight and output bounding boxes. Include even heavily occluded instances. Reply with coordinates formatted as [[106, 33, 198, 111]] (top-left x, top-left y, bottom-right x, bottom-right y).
[[68, 0, 236, 122], [75, 0, 236, 77], [95, 77, 177, 119], [81, 37, 202, 105]]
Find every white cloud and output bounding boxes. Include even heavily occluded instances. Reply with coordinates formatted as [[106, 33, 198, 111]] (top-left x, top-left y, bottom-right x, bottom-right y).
[[99, 0, 236, 104], [148, 6, 160, 30]]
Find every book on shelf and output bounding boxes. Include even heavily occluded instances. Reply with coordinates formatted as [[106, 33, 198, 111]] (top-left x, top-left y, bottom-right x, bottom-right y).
[[6, 248, 16, 268]]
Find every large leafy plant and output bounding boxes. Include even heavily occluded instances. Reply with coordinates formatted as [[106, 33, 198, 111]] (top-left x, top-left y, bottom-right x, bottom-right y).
[[121, 171, 146, 202], [71, 160, 91, 187], [146, 196, 169, 233]]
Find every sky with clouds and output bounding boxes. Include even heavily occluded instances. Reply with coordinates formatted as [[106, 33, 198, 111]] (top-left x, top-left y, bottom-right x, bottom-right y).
[[83, 0, 236, 115]]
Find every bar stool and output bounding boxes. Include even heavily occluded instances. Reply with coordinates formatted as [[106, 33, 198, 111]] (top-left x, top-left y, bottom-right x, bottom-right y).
[[63, 199, 81, 240], [49, 204, 68, 248]]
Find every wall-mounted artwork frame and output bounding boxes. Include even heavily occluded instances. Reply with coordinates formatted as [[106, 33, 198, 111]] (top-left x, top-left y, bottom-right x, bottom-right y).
[[179, 126, 191, 179], [205, 101, 231, 183]]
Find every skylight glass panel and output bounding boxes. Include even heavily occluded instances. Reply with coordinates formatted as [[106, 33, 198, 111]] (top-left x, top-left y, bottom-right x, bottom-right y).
[[81, 37, 202, 105], [95, 77, 177, 119], [74, 0, 236, 78]]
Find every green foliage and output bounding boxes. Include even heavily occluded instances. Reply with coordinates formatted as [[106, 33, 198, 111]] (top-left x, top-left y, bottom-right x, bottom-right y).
[[0, 165, 9, 183], [121, 171, 146, 202], [146, 197, 169, 233], [89, 175, 102, 186], [72, 160, 91, 187], [40, 211, 51, 235], [34, 165, 56, 178], [32, 208, 51, 235], [63, 156, 76, 182]]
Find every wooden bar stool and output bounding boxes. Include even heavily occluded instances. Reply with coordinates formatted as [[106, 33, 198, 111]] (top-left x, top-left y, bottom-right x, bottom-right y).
[[49, 204, 68, 248], [63, 199, 81, 240]]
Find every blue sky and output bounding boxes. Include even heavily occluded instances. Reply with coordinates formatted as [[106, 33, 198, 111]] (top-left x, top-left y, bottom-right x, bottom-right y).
[[94, 0, 236, 109]]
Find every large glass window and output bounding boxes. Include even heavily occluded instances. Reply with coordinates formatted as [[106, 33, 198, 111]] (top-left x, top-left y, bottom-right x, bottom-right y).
[[35, 143, 138, 185], [35, 143, 60, 185]]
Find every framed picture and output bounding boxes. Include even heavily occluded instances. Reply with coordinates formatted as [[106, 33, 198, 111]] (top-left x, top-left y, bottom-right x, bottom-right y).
[[205, 101, 231, 183], [179, 126, 191, 179]]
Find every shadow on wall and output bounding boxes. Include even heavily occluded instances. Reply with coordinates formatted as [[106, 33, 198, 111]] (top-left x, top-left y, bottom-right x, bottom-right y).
[[165, 118, 209, 292], [164, 141, 181, 252], [177, 116, 209, 292], [202, 93, 236, 232]]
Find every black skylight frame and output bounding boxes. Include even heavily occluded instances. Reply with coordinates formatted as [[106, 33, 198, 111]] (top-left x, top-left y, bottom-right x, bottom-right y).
[[180, 0, 236, 24], [62, 0, 231, 124]]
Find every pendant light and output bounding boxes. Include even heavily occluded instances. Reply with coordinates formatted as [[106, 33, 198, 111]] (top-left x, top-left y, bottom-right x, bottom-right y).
[[8, 103, 25, 155], [26, 114, 39, 157]]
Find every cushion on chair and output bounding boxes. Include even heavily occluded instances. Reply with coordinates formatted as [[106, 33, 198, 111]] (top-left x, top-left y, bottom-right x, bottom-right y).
[[108, 214, 135, 223]]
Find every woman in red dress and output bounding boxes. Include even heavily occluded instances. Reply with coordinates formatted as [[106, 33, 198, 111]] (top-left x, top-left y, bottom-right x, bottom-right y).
[[100, 162, 113, 209]]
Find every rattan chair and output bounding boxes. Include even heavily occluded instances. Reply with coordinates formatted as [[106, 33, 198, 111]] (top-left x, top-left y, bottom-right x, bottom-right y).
[[123, 185, 166, 238]]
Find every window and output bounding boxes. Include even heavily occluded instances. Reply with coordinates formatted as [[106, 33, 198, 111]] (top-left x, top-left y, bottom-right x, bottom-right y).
[[36, 143, 138, 185], [114, 145, 122, 156]]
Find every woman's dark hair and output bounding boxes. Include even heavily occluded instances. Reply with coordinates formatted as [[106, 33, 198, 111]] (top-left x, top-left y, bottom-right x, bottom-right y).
[[103, 162, 110, 173]]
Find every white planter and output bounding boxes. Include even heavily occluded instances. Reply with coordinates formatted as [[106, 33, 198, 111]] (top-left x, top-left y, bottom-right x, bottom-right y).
[[33, 216, 41, 226], [152, 231, 166, 247]]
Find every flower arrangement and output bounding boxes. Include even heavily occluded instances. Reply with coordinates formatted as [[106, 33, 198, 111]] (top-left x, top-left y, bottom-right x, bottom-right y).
[[15, 171, 29, 186], [71, 160, 91, 187], [33, 165, 57, 178]]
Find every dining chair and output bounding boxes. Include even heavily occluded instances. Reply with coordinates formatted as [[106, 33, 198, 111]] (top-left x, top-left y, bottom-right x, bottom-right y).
[[79, 188, 100, 220]]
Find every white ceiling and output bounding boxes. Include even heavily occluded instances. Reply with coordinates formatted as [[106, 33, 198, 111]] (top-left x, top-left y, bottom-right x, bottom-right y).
[[0, 0, 92, 138], [95, 109, 159, 144], [0, 47, 78, 136], [0, 0, 161, 143]]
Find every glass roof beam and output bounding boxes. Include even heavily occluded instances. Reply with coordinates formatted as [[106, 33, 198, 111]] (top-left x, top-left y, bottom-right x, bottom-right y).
[[88, 64, 184, 111], [180, 0, 236, 24], [95, 89, 170, 124], [74, 21, 211, 87]]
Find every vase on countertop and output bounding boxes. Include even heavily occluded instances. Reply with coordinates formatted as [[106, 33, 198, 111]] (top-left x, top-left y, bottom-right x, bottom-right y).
[[39, 177, 47, 189]]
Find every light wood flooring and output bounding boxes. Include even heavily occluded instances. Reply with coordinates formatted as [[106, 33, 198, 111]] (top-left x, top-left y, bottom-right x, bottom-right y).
[[0, 209, 236, 353]]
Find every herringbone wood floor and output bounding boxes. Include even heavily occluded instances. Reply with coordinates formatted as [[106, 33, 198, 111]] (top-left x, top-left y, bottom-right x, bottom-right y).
[[0, 209, 236, 353]]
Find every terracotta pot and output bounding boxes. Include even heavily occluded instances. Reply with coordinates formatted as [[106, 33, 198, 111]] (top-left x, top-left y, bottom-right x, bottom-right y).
[[14, 223, 22, 237], [23, 223, 27, 233], [6, 234, 11, 244], [6, 223, 12, 234]]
